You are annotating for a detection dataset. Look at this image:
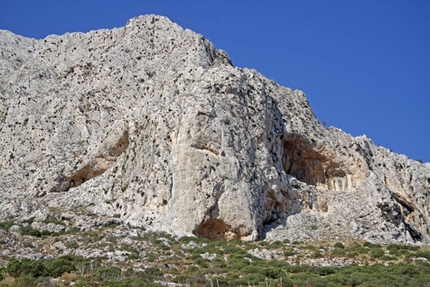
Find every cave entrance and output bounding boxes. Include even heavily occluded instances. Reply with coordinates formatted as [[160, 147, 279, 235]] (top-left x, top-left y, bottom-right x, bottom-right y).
[[193, 218, 243, 241], [282, 134, 346, 191]]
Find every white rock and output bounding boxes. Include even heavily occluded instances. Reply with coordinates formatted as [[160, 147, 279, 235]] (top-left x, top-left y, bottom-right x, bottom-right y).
[[0, 14, 429, 244]]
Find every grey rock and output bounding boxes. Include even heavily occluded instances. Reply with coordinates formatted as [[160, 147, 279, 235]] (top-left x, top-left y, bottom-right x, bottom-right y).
[[248, 248, 280, 260], [200, 252, 217, 260], [31, 222, 66, 233], [9, 225, 21, 233], [181, 241, 198, 250], [0, 14, 429, 244]]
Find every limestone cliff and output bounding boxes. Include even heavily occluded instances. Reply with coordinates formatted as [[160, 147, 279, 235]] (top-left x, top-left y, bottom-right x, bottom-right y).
[[1, 15, 429, 244]]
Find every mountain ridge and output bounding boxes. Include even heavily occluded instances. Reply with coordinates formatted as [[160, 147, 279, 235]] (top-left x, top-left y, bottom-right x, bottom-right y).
[[1, 14, 429, 244]]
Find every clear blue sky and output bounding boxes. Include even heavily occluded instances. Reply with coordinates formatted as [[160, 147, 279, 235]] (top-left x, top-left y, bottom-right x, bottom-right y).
[[1, 0, 429, 162]]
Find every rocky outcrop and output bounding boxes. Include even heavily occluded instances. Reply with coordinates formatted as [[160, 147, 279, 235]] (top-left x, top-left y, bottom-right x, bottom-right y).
[[1, 15, 429, 244]]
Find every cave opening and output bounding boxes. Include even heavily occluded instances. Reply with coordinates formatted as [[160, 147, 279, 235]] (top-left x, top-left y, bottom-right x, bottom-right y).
[[282, 134, 347, 191]]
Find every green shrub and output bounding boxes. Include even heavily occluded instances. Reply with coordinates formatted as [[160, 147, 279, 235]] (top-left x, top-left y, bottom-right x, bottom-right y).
[[100, 277, 163, 287], [119, 244, 139, 253], [370, 248, 385, 258], [289, 272, 323, 287], [242, 273, 266, 285], [284, 249, 295, 257], [227, 261, 249, 272], [128, 253, 139, 260], [304, 244, 317, 250], [6, 256, 78, 278], [22, 217, 35, 225], [44, 257, 76, 278], [97, 266, 121, 281], [147, 253, 156, 262], [139, 267, 163, 281], [334, 242, 344, 249], [0, 220, 15, 231], [187, 265, 199, 274], [354, 246, 369, 254], [414, 251, 430, 260], [51, 226, 81, 236], [211, 258, 227, 269], [66, 241, 79, 249], [388, 248, 400, 256], [408, 245, 420, 251], [20, 225, 42, 237], [13, 274, 38, 286], [347, 251, 359, 258], [387, 243, 401, 250], [103, 221, 120, 228], [240, 265, 260, 274], [194, 258, 208, 268], [332, 248, 346, 256], [43, 215, 66, 226], [173, 274, 188, 284], [363, 241, 379, 247], [268, 241, 283, 249], [260, 267, 283, 279], [178, 236, 196, 244], [313, 250, 324, 258]]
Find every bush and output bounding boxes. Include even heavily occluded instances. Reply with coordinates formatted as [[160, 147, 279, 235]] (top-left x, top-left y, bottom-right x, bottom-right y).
[[66, 241, 79, 249], [44, 257, 76, 278], [363, 241, 375, 247], [304, 244, 317, 250], [43, 215, 66, 226], [414, 251, 430, 260], [13, 274, 38, 286], [260, 267, 283, 279], [268, 241, 283, 249], [100, 277, 163, 287], [370, 248, 385, 258], [103, 221, 120, 228], [240, 265, 260, 274], [242, 273, 266, 285], [0, 220, 15, 231], [178, 236, 196, 244], [332, 248, 346, 256], [20, 225, 42, 237], [172, 274, 188, 284], [6, 258, 44, 277], [128, 253, 139, 260], [284, 249, 295, 257], [347, 251, 359, 258], [187, 265, 199, 274], [146, 253, 156, 262], [194, 258, 208, 268], [334, 242, 345, 249], [97, 266, 121, 281], [6, 256, 80, 279]]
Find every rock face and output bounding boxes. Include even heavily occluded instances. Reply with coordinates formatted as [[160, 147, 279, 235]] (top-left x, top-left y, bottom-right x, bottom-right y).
[[1, 15, 429, 244]]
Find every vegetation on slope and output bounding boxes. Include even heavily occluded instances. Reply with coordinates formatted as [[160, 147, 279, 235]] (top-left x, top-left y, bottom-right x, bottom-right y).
[[1, 218, 430, 286]]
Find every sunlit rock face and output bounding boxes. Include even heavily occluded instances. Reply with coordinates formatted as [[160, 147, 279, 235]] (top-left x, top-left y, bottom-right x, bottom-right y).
[[1, 15, 429, 244]]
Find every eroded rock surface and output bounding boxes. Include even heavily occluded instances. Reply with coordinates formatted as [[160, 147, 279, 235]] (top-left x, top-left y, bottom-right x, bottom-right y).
[[1, 15, 429, 244]]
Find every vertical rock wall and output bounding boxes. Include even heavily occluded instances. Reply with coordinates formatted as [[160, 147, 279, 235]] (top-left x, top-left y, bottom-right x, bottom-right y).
[[1, 15, 429, 243]]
